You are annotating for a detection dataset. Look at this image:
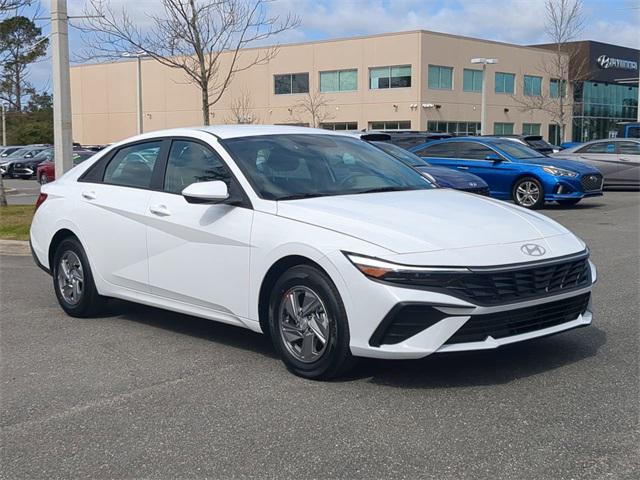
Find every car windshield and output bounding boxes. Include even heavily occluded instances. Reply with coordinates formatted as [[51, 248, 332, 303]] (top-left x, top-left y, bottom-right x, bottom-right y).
[[221, 134, 434, 200], [492, 140, 543, 159], [371, 141, 430, 167], [32, 148, 54, 160]]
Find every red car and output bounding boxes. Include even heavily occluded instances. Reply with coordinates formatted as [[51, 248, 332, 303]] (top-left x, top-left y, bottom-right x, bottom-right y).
[[37, 150, 95, 184]]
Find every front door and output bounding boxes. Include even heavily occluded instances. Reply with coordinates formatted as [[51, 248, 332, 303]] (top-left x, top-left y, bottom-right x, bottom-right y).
[[146, 139, 253, 320]]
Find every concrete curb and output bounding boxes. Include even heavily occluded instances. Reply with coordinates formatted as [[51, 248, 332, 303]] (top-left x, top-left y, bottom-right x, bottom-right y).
[[0, 239, 31, 256]]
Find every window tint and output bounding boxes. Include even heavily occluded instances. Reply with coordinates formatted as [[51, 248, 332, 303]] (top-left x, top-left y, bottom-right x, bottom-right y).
[[320, 69, 357, 92], [164, 140, 231, 194], [457, 142, 496, 160], [463, 68, 483, 92], [495, 72, 515, 94], [415, 142, 458, 158], [577, 142, 616, 154], [428, 65, 453, 90], [369, 65, 411, 89], [103, 141, 161, 188], [618, 142, 640, 155], [274, 73, 309, 95], [524, 75, 542, 96]]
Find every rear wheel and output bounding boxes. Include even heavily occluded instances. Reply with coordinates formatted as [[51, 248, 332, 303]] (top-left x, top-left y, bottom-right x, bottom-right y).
[[52, 237, 107, 317], [512, 177, 544, 209], [556, 198, 581, 206], [268, 265, 356, 380]]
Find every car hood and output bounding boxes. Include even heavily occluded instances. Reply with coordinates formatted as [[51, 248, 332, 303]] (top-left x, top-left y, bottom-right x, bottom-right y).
[[517, 156, 600, 174], [276, 189, 572, 255], [415, 166, 488, 188]]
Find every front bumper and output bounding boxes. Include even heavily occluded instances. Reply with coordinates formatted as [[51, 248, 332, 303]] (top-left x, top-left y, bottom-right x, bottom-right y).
[[544, 175, 603, 201]]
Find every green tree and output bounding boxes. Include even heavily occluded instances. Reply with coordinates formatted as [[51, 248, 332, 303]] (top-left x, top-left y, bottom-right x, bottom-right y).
[[5, 92, 52, 144], [0, 15, 48, 111]]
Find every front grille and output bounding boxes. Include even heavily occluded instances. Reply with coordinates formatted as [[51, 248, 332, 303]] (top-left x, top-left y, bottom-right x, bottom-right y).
[[444, 292, 590, 344], [581, 173, 603, 191], [385, 255, 591, 306]]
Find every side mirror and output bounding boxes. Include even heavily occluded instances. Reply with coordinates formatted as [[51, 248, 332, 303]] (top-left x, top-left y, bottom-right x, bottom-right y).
[[182, 180, 229, 204], [485, 153, 503, 163]]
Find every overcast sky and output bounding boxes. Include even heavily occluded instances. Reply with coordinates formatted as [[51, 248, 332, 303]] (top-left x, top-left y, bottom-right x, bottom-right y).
[[13, 0, 640, 94]]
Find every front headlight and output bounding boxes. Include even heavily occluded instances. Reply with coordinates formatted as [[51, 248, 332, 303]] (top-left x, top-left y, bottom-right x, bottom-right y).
[[344, 253, 469, 285], [543, 166, 578, 177]]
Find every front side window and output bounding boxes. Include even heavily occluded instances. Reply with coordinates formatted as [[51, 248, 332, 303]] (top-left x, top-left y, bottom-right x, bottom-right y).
[[428, 65, 453, 90], [523, 123, 541, 135], [524, 75, 542, 96], [577, 142, 616, 154], [221, 134, 432, 200], [618, 141, 640, 154], [163, 140, 232, 194], [495, 72, 515, 94], [494, 122, 514, 135], [274, 73, 309, 95], [492, 140, 541, 159], [369, 65, 411, 89], [103, 141, 161, 189], [320, 69, 357, 92], [463, 69, 483, 92]]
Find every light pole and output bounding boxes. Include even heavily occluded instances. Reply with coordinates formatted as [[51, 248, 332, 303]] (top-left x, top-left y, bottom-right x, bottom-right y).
[[471, 58, 498, 136], [122, 51, 149, 134], [1, 103, 6, 146]]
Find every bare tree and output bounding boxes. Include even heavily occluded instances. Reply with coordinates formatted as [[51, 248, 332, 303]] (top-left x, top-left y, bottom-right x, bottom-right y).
[[291, 91, 334, 128], [0, 0, 32, 13], [80, 0, 298, 125], [226, 88, 259, 124], [513, 0, 587, 142]]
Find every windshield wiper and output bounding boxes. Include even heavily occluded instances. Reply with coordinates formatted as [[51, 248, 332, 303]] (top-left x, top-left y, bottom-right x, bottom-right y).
[[354, 186, 416, 194], [276, 192, 329, 201]]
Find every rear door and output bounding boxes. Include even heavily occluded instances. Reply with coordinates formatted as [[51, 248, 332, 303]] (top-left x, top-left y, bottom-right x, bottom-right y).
[[455, 141, 518, 198], [573, 141, 620, 183], [615, 141, 640, 187]]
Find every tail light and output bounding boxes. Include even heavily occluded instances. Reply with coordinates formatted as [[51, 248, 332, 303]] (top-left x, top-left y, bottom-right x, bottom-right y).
[[34, 193, 48, 212]]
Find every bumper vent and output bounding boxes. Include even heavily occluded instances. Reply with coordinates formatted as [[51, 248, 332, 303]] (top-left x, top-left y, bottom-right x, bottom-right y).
[[370, 304, 448, 347], [581, 174, 603, 191], [444, 292, 590, 345]]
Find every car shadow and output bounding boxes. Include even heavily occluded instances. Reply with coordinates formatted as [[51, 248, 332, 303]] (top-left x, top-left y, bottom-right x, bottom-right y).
[[544, 201, 607, 211], [103, 299, 606, 388]]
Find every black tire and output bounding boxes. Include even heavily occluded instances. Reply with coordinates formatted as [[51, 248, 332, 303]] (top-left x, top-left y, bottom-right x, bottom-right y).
[[556, 198, 581, 206], [52, 237, 107, 317], [268, 264, 356, 380], [512, 176, 545, 209]]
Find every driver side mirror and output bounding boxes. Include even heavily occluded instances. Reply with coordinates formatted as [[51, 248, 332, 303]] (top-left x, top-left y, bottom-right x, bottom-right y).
[[485, 153, 503, 163], [182, 180, 229, 204]]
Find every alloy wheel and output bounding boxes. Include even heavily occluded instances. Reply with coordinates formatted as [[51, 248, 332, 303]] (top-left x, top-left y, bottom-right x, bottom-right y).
[[515, 181, 540, 207], [278, 286, 330, 363], [57, 251, 84, 306]]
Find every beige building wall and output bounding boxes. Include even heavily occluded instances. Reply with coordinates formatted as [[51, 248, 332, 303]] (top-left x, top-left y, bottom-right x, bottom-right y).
[[70, 30, 568, 145]]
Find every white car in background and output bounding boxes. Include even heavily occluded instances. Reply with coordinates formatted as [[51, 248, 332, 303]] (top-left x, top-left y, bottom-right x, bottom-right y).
[[30, 126, 596, 379]]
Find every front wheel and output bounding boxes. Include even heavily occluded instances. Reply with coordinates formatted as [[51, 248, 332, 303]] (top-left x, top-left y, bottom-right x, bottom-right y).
[[268, 265, 356, 380], [556, 198, 581, 206], [52, 237, 107, 317], [512, 177, 545, 209]]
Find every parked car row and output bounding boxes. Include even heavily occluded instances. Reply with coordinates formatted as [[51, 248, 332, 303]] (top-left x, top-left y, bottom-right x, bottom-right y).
[[0, 144, 103, 180]]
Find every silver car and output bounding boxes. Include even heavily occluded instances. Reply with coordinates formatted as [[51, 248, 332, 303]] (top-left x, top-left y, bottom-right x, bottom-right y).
[[553, 139, 639, 189]]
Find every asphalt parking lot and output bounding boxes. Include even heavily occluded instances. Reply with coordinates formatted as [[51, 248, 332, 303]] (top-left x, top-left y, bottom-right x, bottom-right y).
[[2, 178, 41, 205], [1, 192, 638, 479]]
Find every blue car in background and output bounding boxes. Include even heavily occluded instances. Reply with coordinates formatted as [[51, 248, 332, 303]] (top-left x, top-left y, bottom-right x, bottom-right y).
[[409, 137, 604, 208]]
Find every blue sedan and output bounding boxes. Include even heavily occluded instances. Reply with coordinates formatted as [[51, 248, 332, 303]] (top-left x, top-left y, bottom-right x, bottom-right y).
[[409, 137, 604, 208]]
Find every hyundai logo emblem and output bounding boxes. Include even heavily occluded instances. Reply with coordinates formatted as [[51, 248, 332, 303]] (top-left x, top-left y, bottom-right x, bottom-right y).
[[521, 243, 546, 257]]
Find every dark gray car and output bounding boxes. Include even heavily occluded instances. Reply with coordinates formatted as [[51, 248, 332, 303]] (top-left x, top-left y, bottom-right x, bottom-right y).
[[552, 139, 639, 189]]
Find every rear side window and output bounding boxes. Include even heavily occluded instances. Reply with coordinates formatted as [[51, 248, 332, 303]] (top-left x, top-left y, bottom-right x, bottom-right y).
[[456, 142, 496, 160], [164, 140, 232, 194], [618, 142, 640, 155], [576, 142, 616, 154], [103, 141, 161, 189], [414, 142, 458, 158]]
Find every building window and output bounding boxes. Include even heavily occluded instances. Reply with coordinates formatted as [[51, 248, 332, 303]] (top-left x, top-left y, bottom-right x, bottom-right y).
[[427, 121, 481, 136], [550, 78, 566, 98], [463, 69, 483, 92], [494, 122, 514, 135], [522, 123, 541, 135], [428, 65, 453, 90], [274, 73, 309, 95], [320, 69, 357, 92], [369, 65, 411, 89], [495, 72, 515, 94], [523, 75, 542, 96], [320, 122, 358, 131], [369, 121, 411, 130]]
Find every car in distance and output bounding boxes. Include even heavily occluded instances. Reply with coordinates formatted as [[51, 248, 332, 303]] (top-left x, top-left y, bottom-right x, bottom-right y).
[[410, 137, 604, 208], [1, 145, 52, 178], [37, 150, 95, 184], [12, 147, 54, 179], [552, 138, 639, 189], [370, 140, 490, 196], [31, 126, 597, 379]]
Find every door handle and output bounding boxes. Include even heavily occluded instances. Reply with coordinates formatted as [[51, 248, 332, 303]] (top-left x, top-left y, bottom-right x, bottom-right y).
[[81, 190, 96, 200], [457, 166, 469, 170], [149, 204, 171, 217]]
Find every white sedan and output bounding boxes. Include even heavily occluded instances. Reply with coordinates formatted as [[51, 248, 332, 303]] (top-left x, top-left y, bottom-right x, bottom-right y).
[[31, 126, 596, 379]]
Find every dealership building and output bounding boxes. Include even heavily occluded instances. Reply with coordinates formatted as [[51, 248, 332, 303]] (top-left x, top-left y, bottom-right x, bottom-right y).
[[69, 30, 639, 145]]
